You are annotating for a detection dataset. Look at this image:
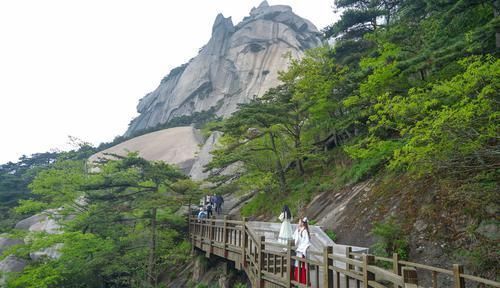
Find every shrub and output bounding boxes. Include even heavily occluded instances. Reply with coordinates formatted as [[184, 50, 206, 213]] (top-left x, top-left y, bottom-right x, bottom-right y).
[[370, 217, 409, 260], [234, 282, 248, 288], [325, 229, 337, 242]]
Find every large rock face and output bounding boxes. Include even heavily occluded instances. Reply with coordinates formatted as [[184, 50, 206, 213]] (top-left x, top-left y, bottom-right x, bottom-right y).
[[125, 1, 322, 136], [189, 131, 222, 180], [0, 237, 23, 255], [89, 126, 203, 173]]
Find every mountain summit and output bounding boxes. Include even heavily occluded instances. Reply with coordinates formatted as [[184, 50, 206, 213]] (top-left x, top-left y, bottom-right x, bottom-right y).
[[125, 2, 322, 136]]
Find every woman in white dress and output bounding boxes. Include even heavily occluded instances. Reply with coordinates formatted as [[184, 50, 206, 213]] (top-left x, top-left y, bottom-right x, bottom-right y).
[[278, 205, 293, 244], [293, 217, 311, 285]]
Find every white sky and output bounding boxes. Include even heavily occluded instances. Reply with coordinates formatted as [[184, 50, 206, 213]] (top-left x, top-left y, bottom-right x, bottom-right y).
[[0, 0, 337, 164]]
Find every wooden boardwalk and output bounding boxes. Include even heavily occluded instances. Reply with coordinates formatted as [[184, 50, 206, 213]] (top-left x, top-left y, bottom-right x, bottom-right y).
[[188, 216, 500, 288]]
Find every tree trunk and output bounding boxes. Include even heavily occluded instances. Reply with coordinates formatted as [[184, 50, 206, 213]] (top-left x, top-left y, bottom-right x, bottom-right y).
[[294, 126, 305, 176], [148, 207, 157, 286], [269, 132, 287, 192], [296, 158, 305, 176]]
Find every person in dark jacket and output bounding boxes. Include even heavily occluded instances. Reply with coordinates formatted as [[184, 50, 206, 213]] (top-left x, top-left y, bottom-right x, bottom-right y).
[[214, 194, 224, 215], [206, 202, 213, 218]]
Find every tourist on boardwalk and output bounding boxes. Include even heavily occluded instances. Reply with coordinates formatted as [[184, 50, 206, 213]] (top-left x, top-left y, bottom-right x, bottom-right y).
[[197, 207, 207, 221], [206, 202, 213, 218], [293, 217, 311, 285], [278, 205, 293, 245], [210, 193, 215, 206], [215, 194, 224, 215]]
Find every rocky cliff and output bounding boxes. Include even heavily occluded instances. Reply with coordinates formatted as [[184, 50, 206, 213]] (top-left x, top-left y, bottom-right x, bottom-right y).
[[125, 1, 322, 136], [89, 126, 203, 173]]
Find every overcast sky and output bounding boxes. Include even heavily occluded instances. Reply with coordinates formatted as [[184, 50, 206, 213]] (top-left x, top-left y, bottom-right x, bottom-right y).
[[0, 0, 337, 164]]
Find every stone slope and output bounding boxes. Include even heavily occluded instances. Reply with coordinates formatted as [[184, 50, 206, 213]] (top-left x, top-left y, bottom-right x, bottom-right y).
[[89, 126, 202, 173], [125, 1, 322, 136]]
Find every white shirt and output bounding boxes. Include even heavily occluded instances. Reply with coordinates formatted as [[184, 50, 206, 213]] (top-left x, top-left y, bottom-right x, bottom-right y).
[[293, 228, 311, 256]]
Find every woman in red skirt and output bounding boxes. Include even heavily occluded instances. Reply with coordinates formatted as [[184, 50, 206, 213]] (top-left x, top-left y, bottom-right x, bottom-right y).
[[293, 217, 311, 285]]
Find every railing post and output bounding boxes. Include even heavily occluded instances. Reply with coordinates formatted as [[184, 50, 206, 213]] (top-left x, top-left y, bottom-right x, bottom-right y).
[[223, 216, 228, 258], [432, 271, 438, 288], [286, 239, 293, 288], [241, 217, 247, 270], [394, 252, 402, 288], [402, 267, 418, 288], [257, 235, 265, 288], [190, 216, 195, 255], [393, 253, 402, 275], [323, 246, 333, 288], [453, 264, 465, 288], [345, 247, 352, 288], [363, 254, 375, 288], [206, 217, 212, 258]]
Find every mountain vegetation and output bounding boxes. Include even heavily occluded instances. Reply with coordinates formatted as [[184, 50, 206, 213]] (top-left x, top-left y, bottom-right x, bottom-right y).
[[206, 0, 499, 276], [0, 139, 96, 233], [1, 0, 498, 286], [1, 148, 200, 287]]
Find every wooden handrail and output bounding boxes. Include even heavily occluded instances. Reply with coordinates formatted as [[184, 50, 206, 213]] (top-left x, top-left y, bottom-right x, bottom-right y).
[[399, 260, 454, 275], [188, 216, 500, 288], [461, 273, 500, 287], [367, 265, 404, 286]]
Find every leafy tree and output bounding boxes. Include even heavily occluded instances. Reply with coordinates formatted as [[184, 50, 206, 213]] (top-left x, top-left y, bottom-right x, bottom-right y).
[[8, 154, 197, 287], [0, 152, 59, 232], [207, 98, 289, 192], [205, 0, 499, 275], [371, 217, 409, 259], [387, 56, 499, 175], [325, 0, 400, 39]]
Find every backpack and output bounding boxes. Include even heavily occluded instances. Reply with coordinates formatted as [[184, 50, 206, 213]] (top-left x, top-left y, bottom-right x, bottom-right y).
[[198, 211, 207, 219]]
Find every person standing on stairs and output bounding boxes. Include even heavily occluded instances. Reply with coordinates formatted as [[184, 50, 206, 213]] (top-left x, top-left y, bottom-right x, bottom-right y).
[[210, 193, 215, 207], [215, 194, 224, 215], [278, 205, 293, 245], [293, 217, 311, 286], [206, 202, 213, 218]]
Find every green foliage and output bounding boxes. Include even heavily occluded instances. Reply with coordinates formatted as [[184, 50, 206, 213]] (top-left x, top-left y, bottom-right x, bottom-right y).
[[0, 143, 98, 232], [370, 217, 409, 260], [7, 232, 115, 288], [202, 0, 498, 275], [240, 175, 323, 218], [7, 154, 198, 287], [454, 243, 499, 274], [324, 0, 395, 39], [240, 191, 274, 217], [387, 56, 499, 176], [206, 94, 293, 192], [325, 229, 337, 242], [342, 139, 403, 183], [2, 0, 497, 281]]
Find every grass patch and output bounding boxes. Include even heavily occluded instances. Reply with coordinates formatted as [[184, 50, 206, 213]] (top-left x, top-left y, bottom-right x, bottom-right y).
[[241, 174, 326, 218], [325, 229, 337, 242]]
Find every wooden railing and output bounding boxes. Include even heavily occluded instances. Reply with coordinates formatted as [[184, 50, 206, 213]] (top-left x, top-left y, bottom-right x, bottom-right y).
[[188, 216, 500, 288]]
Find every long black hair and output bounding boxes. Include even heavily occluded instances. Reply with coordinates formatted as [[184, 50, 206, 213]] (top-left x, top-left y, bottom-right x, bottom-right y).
[[282, 205, 292, 220]]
